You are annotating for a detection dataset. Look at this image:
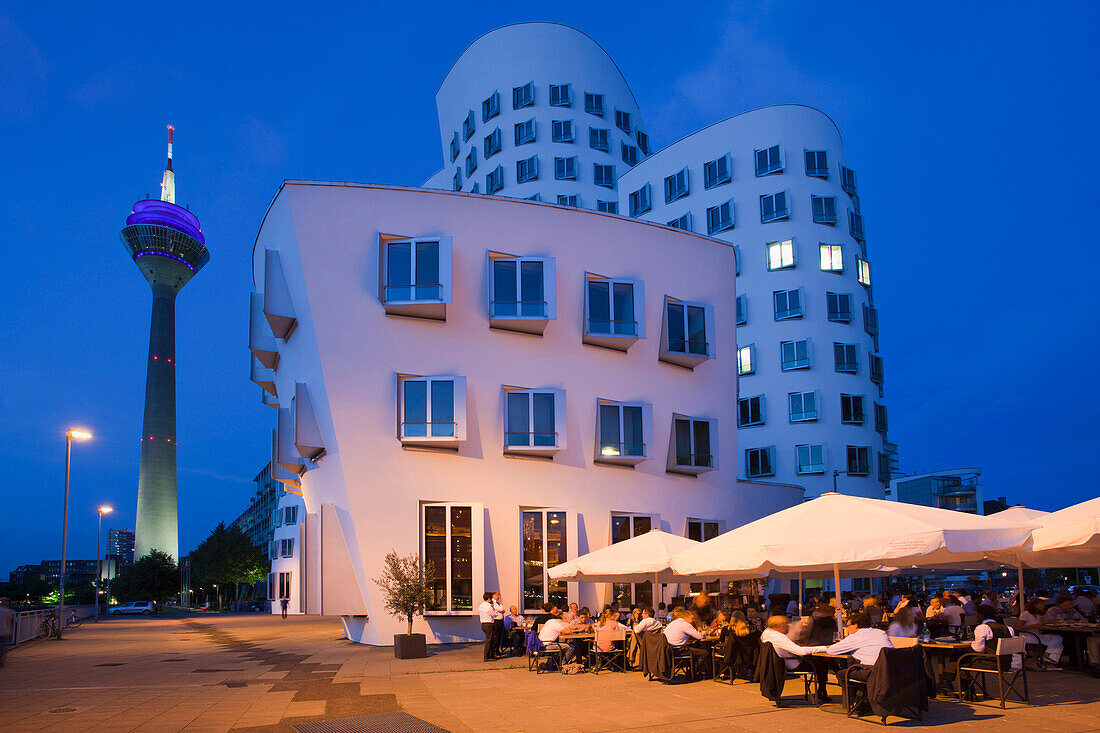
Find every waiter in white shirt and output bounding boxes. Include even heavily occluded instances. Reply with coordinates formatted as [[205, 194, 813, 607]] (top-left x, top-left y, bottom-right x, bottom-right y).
[[826, 612, 894, 681], [478, 592, 499, 661], [971, 604, 1021, 670], [490, 591, 506, 655], [760, 615, 829, 701]]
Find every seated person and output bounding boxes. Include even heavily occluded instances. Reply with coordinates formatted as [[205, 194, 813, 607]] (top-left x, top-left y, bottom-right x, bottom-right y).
[[560, 602, 579, 623], [801, 603, 839, 646], [709, 609, 730, 634], [971, 604, 1021, 670], [1073, 589, 1096, 620], [940, 597, 966, 633], [828, 612, 895, 681], [745, 607, 763, 632], [656, 602, 668, 622], [503, 605, 527, 654], [1045, 596, 1084, 623], [532, 602, 556, 631], [760, 615, 829, 701], [691, 591, 717, 628], [633, 607, 662, 634], [537, 610, 575, 664], [786, 596, 801, 617], [863, 596, 884, 624], [594, 608, 627, 653], [925, 596, 945, 617], [1019, 598, 1063, 667], [887, 607, 919, 638], [665, 608, 710, 676]]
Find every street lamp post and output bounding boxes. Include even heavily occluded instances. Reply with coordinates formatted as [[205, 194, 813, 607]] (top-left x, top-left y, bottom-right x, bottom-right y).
[[95, 505, 113, 622], [833, 470, 840, 494], [58, 428, 92, 640]]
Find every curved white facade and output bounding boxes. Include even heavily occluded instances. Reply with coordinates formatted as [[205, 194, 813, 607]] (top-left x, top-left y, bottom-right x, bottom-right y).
[[249, 182, 802, 644], [425, 23, 648, 212], [619, 106, 891, 498], [268, 492, 305, 614]]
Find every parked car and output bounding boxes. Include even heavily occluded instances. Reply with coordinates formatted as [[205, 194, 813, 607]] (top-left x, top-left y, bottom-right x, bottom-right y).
[[1069, 584, 1100, 596], [110, 601, 155, 615], [243, 600, 268, 612]]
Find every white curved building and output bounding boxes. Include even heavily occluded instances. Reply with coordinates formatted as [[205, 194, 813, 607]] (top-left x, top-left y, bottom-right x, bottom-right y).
[[424, 23, 649, 212], [619, 106, 893, 498], [268, 492, 305, 614]]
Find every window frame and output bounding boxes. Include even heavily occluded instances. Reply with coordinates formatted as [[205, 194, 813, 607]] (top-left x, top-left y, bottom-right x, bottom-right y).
[[584, 92, 605, 117], [486, 164, 504, 195], [551, 119, 575, 143], [706, 199, 735, 234], [664, 167, 690, 203], [516, 155, 539, 184], [615, 109, 632, 134], [595, 399, 651, 465], [874, 402, 888, 434], [857, 258, 871, 286], [745, 446, 776, 478], [766, 239, 796, 271], [735, 293, 747, 325], [811, 195, 838, 225], [833, 342, 859, 374], [487, 253, 556, 332], [549, 83, 572, 107], [503, 387, 567, 454], [796, 444, 826, 474], [826, 291, 853, 323], [773, 288, 803, 321], [841, 394, 865, 425], [554, 156, 578, 181], [666, 212, 692, 231], [737, 343, 755, 375], [622, 143, 639, 167], [515, 119, 536, 146], [484, 128, 501, 158], [704, 153, 732, 189], [280, 537, 294, 558], [397, 373, 467, 445], [379, 235, 453, 315], [849, 210, 865, 241], [465, 147, 478, 177], [660, 296, 714, 368], [846, 446, 871, 476], [462, 110, 475, 142], [596, 200, 618, 214], [788, 390, 818, 422], [594, 163, 615, 189], [421, 501, 484, 615], [804, 150, 829, 178], [628, 183, 652, 217], [819, 244, 844, 273], [583, 274, 646, 350], [557, 194, 578, 207], [512, 82, 534, 110], [780, 339, 812, 371], [760, 191, 790, 223], [840, 165, 857, 195], [520, 507, 570, 612], [668, 414, 718, 475], [738, 395, 764, 427], [589, 127, 610, 152], [482, 91, 500, 122], [754, 144, 783, 176]]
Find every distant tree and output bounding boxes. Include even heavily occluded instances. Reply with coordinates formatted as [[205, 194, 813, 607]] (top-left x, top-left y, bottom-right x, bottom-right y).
[[373, 551, 436, 636], [112, 550, 179, 603], [189, 523, 267, 608]]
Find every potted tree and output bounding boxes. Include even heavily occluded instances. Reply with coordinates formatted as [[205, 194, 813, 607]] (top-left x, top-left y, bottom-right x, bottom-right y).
[[373, 551, 435, 659]]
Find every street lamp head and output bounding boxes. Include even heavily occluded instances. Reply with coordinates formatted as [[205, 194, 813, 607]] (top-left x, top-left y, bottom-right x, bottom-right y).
[[67, 429, 93, 440], [98, 505, 113, 514]]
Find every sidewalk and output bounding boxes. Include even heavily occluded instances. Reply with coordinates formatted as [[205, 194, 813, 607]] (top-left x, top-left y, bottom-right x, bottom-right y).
[[1, 613, 1098, 732]]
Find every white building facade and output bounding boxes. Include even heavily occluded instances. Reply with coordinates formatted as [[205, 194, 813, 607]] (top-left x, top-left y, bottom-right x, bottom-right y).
[[268, 491, 305, 613], [249, 182, 802, 643], [619, 106, 894, 498]]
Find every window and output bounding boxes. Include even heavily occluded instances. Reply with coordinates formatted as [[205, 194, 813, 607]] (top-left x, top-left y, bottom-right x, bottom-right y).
[[280, 538, 294, 557], [760, 191, 789, 223], [706, 199, 735, 234], [671, 415, 715, 473], [594, 163, 615, 189], [615, 109, 632, 134], [522, 509, 568, 612], [267, 572, 274, 600], [589, 127, 610, 152], [812, 195, 837, 224], [857, 258, 871, 286], [869, 354, 884, 386], [826, 292, 852, 323], [610, 515, 652, 605], [526, 193, 541, 201], [788, 391, 817, 421], [269, 540, 277, 560], [484, 128, 501, 158], [849, 210, 865, 241], [465, 148, 477, 177], [513, 82, 534, 109], [549, 83, 571, 107], [489, 256, 552, 321], [666, 212, 692, 231], [516, 154, 539, 183], [773, 288, 803, 320], [505, 389, 564, 451], [585, 92, 605, 116], [449, 132, 459, 162], [284, 505, 298, 524], [482, 91, 500, 122], [834, 342, 859, 373], [382, 237, 450, 305], [636, 130, 650, 156], [552, 119, 574, 143], [841, 394, 865, 424], [586, 278, 640, 339], [847, 446, 871, 475], [486, 165, 504, 194], [597, 402, 647, 461], [398, 375, 466, 442], [422, 503, 478, 613], [628, 183, 652, 217], [664, 167, 689, 203], [471, 183, 479, 193], [796, 444, 825, 474], [554, 156, 577, 180], [597, 200, 618, 214], [781, 339, 811, 371], [621, 143, 639, 167], [663, 297, 711, 365], [805, 150, 828, 178], [820, 244, 843, 272], [557, 194, 578, 207], [755, 145, 782, 176], [703, 154, 732, 189], [274, 508, 282, 527], [863, 305, 879, 335], [278, 571, 291, 600], [874, 402, 888, 434], [840, 165, 857, 195], [462, 110, 475, 141], [734, 245, 741, 276], [515, 119, 536, 146], [452, 169, 461, 191], [766, 239, 795, 270], [746, 446, 775, 478], [737, 344, 755, 375], [738, 395, 764, 427], [736, 294, 747, 325], [687, 519, 720, 542]]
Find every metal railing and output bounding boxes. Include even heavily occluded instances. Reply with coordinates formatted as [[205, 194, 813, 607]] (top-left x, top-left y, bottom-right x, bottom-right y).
[[675, 452, 714, 468], [504, 431, 558, 448], [383, 283, 444, 302], [598, 442, 646, 458], [586, 319, 638, 337], [490, 300, 547, 318], [12, 605, 94, 645], [667, 338, 709, 355], [400, 421, 457, 439]]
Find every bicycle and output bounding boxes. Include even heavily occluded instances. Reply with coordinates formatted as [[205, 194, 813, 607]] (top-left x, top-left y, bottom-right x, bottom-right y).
[[37, 613, 57, 639]]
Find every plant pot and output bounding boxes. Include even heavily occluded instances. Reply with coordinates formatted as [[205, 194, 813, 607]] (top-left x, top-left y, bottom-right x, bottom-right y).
[[394, 633, 427, 659]]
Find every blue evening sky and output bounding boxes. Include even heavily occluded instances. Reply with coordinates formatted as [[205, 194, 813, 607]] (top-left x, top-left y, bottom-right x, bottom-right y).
[[1, 2, 1097, 572]]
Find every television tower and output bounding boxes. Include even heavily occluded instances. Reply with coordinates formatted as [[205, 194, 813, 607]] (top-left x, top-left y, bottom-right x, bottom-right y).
[[120, 125, 209, 561]]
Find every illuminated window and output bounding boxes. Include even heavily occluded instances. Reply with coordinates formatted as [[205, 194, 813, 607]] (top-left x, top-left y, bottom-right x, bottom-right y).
[[737, 344, 755, 375], [746, 446, 775, 478], [628, 183, 652, 217], [812, 195, 837, 224], [857, 258, 871, 286], [847, 446, 871, 475], [788, 391, 817, 422], [421, 503, 478, 613], [760, 191, 789, 223], [594, 163, 615, 188], [664, 167, 690, 203], [841, 394, 865, 424], [738, 395, 764, 427], [767, 239, 795, 270], [552, 119, 574, 143], [755, 145, 782, 176], [834, 343, 859, 373], [781, 339, 811, 371], [482, 91, 500, 122], [597, 402, 648, 463], [513, 82, 534, 109], [805, 150, 828, 178], [686, 518, 722, 593], [773, 288, 803, 320], [704, 154, 732, 189], [462, 110, 475, 142], [796, 444, 825, 474], [486, 165, 504, 195], [554, 156, 577, 181], [585, 92, 605, 117], [484, 128, 501, 158], [515, 119, 536, 146], [549, 83, 571, 107], [820, 244, 844, 272], [522, 509, 568, 612], [589, 127, 610, 152], [707, 199, 735, 234], [826, 292, 852, 323]]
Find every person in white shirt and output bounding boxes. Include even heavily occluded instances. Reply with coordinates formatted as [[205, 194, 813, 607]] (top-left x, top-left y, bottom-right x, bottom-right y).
[[633, 607, 662, 635], [760, 615, 829, 701], [664, 608, 705, 646], [887, 607, 919, 638], [971, 605, 1021, 670], [828, 612, 895, 681], [489, 592, 507, 655], [1073, 590, 1096, 619], [477, 592, 499, 662], [1045, 596, 1083, 623], [1019, 598, 1063, 666], [561, 602, 579, 624], [537, 613, 575, 664], [940, 598, 966, 633]]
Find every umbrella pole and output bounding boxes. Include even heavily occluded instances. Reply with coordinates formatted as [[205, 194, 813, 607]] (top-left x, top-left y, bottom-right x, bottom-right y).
[[654, 573, 660, 613], [798, 572, 803, 615], [1017, 561, 1025, 615], [833, 563, 844, 639]]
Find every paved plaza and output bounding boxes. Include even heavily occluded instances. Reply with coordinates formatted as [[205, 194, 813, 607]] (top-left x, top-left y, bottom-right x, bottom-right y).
[[1, 613, 1098, 732]]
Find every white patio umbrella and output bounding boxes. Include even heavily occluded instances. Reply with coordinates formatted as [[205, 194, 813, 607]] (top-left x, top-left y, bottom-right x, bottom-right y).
[[995, 506, 1050, 524], [670, 492, 1037, 635], [1004, 497, 1100, 610], [547, 530, 716, 609]]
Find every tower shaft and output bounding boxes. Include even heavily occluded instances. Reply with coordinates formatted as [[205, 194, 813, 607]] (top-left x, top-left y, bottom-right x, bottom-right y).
[[134, 282, 179, 560]]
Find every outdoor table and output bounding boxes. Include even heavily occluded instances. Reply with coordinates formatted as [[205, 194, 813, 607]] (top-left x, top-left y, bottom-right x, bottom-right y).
[[812, 652, 855, 709], [919, 640, 972, 694], [1040, 624, 1100, 669]]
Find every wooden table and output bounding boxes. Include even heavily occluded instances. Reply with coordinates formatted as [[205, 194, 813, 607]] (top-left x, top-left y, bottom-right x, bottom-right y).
[[1039, 624, 1100, 669]]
